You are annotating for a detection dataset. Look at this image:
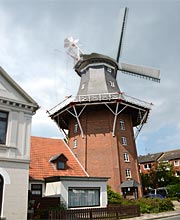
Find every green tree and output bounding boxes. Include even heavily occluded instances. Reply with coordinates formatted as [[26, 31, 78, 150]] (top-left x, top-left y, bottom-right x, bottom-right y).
[[141, 162, 179, 191]]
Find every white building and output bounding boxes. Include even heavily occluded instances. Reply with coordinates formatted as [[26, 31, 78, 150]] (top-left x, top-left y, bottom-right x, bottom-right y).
[[0, 67, 38, 220]]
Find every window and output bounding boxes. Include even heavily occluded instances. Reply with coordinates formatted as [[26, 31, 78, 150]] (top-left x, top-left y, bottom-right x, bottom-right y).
[[124, 153, 129, 162], [74, 123, 78, 133], [0, 175, 3, 217], [57, 161, 65, 170], [68, 188, 100, 208], [107, 67, 112, 73], [121, 137, 127, 146], [31, 184, 42, 197], [144, 163, 152, 170], [125, 169, 131, 178], [175, 171, 180, 177], [0, 111, 8, 145], [57, 161, 66, 170], [174, 160, 179, 166], [120, 119, 125, 130], [50, 154, 68, 170], [81, 84, 85, 90], [73, 139, 78, 148], [109, 81, 115, 87]]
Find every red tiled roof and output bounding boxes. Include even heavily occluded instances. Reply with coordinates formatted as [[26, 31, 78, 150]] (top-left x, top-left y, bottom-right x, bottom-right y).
[[30, 136, 88, 180]]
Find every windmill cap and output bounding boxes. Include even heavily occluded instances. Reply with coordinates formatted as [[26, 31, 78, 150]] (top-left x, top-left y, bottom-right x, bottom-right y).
[[74, 53, 119, 76]]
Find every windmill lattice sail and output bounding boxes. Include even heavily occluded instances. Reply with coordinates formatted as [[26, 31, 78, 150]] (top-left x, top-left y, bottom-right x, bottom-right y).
[[120, 63, 160, 82]]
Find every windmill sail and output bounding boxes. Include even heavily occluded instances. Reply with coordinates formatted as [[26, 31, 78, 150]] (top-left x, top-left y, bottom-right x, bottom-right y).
[[116, 7, 128, 63], [120, 62, 160, 82]]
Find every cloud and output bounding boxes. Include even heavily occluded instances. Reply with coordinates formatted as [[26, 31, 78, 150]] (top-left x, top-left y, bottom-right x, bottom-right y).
[[0, 0, 180, 155]]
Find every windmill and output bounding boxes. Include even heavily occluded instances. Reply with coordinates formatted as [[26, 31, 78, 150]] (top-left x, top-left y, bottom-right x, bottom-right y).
[[64, 7, 160, 83], [48, 8, 160, 196]]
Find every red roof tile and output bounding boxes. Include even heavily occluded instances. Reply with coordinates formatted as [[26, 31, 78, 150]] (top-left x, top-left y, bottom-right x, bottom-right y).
[[30, 136, 88, 180]]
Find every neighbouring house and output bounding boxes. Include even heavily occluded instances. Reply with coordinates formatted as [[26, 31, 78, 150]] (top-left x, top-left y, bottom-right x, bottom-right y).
[[159, 150, 180, 177], [138, 149, 180, 177], [138, 152, 163, 174], [0, 67, 38, 220], [29, 136, 109, 209]]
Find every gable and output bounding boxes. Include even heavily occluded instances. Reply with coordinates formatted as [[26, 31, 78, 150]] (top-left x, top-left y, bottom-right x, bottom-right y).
[[0, 66, 38, 108]]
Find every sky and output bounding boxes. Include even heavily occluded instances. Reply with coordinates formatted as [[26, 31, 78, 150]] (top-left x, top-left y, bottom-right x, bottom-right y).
[[0, 0, 180, 155]]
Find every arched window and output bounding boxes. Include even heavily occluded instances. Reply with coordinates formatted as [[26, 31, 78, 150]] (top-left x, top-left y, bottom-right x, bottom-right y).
[[0, 175, 4, 217], [74, 123, 78, 133], [120, 119, 125, 130]]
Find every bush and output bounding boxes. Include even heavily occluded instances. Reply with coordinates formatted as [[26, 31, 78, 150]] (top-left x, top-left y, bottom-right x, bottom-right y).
[[107, 185, 122, 204], [159, 198, 174, 212], [107, 185, 174, 213], [136, 198, 160, 213], [135, 198, 174, 214], [167, 184, 180, 197]]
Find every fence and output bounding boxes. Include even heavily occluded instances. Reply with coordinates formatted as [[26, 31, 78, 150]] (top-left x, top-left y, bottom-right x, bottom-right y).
[[49, 205, 140, 220]]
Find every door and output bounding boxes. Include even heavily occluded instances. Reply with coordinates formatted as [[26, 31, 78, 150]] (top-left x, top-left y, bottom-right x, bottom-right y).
[[0, 175, 3, 217]]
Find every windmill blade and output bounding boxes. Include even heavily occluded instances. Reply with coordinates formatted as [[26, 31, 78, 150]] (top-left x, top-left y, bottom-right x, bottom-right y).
[[116, 7, 128, 63], [120, 62, 160, 82]]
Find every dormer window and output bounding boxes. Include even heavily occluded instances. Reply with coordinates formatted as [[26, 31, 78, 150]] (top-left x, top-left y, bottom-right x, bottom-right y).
[[49, 154, 68, 170], [57, 161, 65, 170], [0, 111, 8, 145]]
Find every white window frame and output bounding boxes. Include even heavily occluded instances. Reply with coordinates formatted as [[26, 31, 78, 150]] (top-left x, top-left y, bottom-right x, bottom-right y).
[[174, 160, 179, 166], [107, 67, 112, 73], [109, 81, 115, 87], [120, 119, 125, 130], [124, 153, 129, 162], [125, 169, 131, 178], [81, 84, 85, 90], [175, 171, 180, 177], [68, 188, 100, 208], [0, 111, 8, 145], [121, 137, 127, 146], [144, 163, 152, 170], [74, 123, 78, 133], [73, 139, 78, 148]]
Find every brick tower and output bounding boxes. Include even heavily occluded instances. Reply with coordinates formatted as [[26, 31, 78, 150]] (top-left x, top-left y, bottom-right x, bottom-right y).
[[48, 53, 153, 198]]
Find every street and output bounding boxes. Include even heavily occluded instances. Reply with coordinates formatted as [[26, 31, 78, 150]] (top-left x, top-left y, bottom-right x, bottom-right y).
[[159, 215, 180, 220]]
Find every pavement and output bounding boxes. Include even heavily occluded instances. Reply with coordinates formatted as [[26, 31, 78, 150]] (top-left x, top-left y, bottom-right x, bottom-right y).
[[127, 201, 180, 220]]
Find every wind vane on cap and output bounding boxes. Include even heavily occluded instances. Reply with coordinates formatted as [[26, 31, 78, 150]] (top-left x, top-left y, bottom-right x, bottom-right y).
[[64, 37, 83, 62]]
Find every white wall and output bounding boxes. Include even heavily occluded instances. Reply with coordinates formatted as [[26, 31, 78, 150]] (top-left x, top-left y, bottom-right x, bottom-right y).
[[60, 179, 107, 208], [0, 161, 29, 220], [45, 181, 61, 197], [0, 106, 33, 160]]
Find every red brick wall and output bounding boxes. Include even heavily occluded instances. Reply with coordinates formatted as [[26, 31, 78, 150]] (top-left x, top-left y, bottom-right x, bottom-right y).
[[68, 105, 142, 196], [139, 162, 155, 174]]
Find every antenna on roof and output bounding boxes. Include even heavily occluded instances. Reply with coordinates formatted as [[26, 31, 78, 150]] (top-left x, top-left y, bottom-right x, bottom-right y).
[[64, 37, 83, 63]]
